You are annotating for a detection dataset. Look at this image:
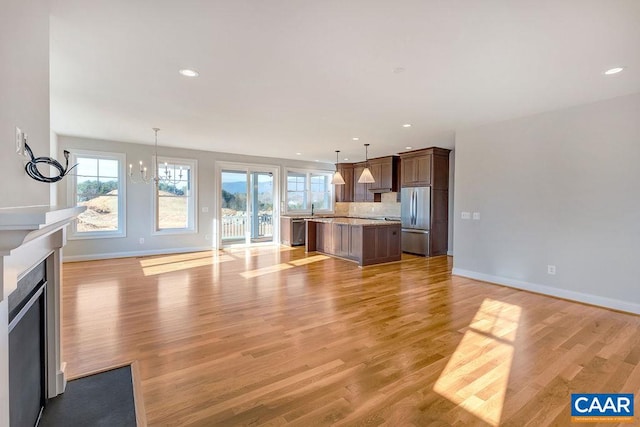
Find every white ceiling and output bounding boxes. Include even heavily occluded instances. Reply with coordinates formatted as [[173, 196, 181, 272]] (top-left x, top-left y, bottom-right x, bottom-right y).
[[50, 0, 640, 164]]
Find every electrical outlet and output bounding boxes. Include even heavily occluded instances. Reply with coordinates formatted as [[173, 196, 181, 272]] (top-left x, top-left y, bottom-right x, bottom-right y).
[[139, 238, 145, 244], [547, 265, 556, 275], [15, 127, 25, 156], [461, 212, 471, 220], [205, 234, 210, 241], [472, 212, 481, 220]]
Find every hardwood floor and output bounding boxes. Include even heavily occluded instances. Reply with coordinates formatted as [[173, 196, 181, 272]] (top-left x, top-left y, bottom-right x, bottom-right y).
[[62, 247, 640, 426]]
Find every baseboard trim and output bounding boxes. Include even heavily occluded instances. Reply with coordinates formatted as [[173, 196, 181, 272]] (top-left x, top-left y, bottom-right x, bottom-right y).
[[63, 246, 214, 262], [452, 268, 640, 315]]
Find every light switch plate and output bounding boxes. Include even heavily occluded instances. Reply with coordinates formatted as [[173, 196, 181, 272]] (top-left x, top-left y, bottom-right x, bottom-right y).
[[472, 212, 481, 220], [15, 127, 25, 156], [461, 212, 471, 220]]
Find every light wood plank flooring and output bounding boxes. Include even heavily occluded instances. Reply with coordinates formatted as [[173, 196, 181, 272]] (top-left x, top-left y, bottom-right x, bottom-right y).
[[62, 247, 640, 426]]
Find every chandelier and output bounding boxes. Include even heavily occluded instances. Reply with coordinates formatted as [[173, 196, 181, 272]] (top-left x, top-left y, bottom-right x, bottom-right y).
[[129, 128, 184, 186]]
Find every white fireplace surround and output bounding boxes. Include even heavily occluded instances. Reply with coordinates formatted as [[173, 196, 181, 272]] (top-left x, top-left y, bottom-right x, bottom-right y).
[[0, 205, 84, 427]]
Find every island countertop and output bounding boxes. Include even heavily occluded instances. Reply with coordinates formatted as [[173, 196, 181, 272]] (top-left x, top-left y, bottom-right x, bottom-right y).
[[305, 217, 400, 226]]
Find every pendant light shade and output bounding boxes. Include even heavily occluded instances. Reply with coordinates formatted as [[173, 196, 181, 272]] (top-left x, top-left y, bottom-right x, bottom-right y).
[[357, 143, 375, 184], [331, 149, 346, 185]]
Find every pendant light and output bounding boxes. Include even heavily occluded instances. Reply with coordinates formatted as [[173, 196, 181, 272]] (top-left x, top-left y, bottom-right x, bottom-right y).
[[331, 150, 345, 185], [357, 143, 375, 183]]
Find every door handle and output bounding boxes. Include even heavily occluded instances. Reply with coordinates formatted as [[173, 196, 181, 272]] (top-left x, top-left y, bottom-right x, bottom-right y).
[[412, 191, 417, 225]]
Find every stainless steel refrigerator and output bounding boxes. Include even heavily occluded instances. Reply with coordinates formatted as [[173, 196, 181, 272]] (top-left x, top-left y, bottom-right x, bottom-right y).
[[401, 187, 430, 256]]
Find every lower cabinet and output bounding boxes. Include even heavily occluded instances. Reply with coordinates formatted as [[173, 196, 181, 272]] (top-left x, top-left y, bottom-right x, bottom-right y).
[[332, 223, 350, 258], [361, 225, 401, 266], [307, 220, 401, 266]]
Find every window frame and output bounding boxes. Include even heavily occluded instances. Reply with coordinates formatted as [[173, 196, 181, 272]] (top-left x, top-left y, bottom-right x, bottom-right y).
[[284, 168, 334, 214], [67, 150, 127, 240], [152, 156, 198, 235]]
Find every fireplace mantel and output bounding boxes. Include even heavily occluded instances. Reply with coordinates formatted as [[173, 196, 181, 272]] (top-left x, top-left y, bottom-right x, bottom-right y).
[[0, 205, 85, 254], [0, 205, 84, 426]]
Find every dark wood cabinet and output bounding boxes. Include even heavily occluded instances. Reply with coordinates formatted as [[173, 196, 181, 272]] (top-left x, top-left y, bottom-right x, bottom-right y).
[[305, 220, 401, 266], [362, 225, 401, 265], [332, 223, 350, 257], [368, 156, 399, 191], [399, 147, 449, 190], [353, 164, 374, 202], [335, 163, 354, 203], [400, 152, 431, 187], [399, 147, 451, 256], [348, 155, 398, 203], [317, 222, 332, 254]]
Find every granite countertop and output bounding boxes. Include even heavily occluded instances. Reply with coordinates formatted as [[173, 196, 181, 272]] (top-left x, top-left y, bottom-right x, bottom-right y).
[[306, 217, 400, 226]]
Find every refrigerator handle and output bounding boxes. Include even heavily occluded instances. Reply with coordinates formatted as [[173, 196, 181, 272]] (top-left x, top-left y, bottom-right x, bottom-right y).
[[412, 191, 417, 225], [410, 191, 414, 225]]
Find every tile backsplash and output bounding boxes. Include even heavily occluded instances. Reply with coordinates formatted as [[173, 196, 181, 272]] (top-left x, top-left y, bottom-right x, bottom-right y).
[[335, 192, 401, 218]]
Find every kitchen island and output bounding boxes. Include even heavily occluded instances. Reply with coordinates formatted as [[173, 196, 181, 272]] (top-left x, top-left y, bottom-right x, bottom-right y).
[[306, 217, 401, 266]]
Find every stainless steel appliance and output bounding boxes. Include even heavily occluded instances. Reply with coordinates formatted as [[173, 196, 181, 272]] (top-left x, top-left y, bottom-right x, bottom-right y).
[[291, 219, 306, 246], [401, 187, 430, 256]]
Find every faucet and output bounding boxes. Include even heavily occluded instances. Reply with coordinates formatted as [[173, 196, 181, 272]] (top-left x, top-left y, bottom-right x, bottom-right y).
[[311, 203, 315, 216]]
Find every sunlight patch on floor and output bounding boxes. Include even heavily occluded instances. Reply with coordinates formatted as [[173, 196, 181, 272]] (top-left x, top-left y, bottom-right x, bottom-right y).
[[433, 298, 522, 426], [240, 254, 330, 279], [288, 254, 330, 266], [141, 254, 236, 276], [240, 262, 294, 279]]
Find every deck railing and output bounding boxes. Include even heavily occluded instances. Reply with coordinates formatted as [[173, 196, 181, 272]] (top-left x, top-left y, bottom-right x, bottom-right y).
[[221, 213, 273, 239]]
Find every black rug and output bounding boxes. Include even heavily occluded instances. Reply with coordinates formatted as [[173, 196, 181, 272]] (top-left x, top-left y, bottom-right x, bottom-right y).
[[39, 365, 137, 427]]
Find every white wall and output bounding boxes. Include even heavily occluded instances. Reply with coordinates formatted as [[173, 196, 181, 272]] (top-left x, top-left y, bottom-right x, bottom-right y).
[[56, 135, 333, 260], [0, 0, 51, 208], [453, 92, 640, 314]]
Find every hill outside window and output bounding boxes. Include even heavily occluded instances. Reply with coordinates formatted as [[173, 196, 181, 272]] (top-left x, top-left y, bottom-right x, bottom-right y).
[[68, 150, 126, 239], [154, 157, 197, 234]]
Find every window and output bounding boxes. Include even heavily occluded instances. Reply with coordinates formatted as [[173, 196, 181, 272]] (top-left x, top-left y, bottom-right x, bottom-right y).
[[154, 157, 197, 233], [286, 172, 306, 211], [310, 174, 331, 210], [69, 151, 126, 239], [285, 169, 333, 213]]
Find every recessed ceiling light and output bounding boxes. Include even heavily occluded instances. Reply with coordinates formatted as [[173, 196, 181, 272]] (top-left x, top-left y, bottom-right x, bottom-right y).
[[402, 124, 412, 128], [296, 152, 301, 155], [405, 146, 412, 150], [604, 67, 624, 75], [314, 160, 320, 162], [352, 137, 359, 141], [179, 69, 199, 77]]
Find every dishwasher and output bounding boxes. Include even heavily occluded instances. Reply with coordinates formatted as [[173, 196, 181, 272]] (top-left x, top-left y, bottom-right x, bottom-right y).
[[291, 219, 306, 246]]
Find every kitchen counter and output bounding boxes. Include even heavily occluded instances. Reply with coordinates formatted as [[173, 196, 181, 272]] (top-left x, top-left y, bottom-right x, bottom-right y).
[[306, 218, 401, 266], [305, 217, 400, 226]]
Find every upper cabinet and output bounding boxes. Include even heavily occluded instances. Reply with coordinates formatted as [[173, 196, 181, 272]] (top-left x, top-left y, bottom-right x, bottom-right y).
[[335, 163, 354, 203], [399, 147, 450, 189], [347, 155, 399, 202], [368, 156, 399, 191]]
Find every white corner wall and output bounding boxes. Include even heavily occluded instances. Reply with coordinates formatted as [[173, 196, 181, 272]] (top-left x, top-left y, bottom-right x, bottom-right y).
[[453, 92, 640, 314], [0, 0, 51, 209]]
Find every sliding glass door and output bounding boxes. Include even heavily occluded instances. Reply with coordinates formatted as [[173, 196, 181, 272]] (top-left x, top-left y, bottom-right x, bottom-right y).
[[219, 166, 277, 246]]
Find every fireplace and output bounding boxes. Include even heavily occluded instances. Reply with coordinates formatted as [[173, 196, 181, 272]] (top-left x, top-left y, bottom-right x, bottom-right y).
[[0, 206, 84, 426], [8, 259, 48, 426]]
